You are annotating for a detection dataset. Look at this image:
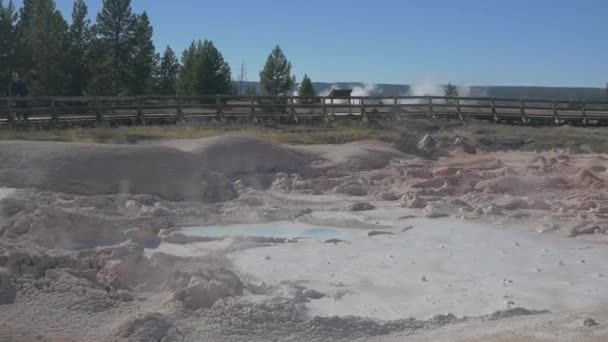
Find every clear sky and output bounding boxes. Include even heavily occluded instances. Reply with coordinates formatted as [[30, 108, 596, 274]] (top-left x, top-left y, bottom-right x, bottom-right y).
[[24, 0, 608, 86]]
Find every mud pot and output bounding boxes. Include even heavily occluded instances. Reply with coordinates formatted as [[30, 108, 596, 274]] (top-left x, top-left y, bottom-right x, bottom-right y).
[[1, 135, 608, 341]]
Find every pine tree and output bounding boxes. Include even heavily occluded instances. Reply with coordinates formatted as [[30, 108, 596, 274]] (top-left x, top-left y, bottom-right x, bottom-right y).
[[66, 0, 92, 95], [259, 45, 293, 96], [154, 45, 179, 95], [176, 40, 202, 95], [298, 74, 316, 104], [176, 40, 232, 96], [21, 0, 68, 95], [444, 82, 459, 104], [0, 0, 18, 93], [198, 40, 232, 95], [129, 11, 155, 94], [93, 0, 136, 94]]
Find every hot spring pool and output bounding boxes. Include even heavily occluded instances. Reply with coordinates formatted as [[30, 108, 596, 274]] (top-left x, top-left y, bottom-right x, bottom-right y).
[[180, 221, 341, 239]]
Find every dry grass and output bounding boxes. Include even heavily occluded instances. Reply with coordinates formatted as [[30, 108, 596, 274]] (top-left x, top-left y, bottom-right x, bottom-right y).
[[0, 121, 400, 145], [1, 119, 608, 153]]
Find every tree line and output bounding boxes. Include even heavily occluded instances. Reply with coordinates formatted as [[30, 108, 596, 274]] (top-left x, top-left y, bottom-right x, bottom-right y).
[[0, 0, 317, 99]]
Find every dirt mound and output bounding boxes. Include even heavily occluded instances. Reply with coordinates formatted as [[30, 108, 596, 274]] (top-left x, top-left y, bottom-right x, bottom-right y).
[[164, 135, 312, 178], [0, 141, 236, 202], [474, 176, 534, 195], [292, 140, 411, 172], [572, 170, 605, 188]]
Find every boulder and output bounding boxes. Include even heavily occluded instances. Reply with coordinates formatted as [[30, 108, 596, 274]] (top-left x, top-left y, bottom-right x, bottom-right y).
[[496, 197, 529, 211], [379, 192, 399, 201], [401, 195, 427, 209], [483, 205, 503, 216], [417, 134, 438, 154], [474, 176, 534, 196], [346, 202, 375, 211], [528, 199, 551, 211], [334, 182, 368, 196], [173, 269, 243, 310]]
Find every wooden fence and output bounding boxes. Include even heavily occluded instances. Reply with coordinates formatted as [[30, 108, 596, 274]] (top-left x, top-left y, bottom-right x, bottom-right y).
[[1, 95, 608, 128]]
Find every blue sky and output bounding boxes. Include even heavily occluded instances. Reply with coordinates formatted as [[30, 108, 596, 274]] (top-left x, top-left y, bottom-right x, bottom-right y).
[[20, 0, 608, 86]]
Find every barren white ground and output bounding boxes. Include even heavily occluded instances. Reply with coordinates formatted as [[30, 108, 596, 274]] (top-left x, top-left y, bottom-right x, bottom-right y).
[[184, 207, 608, 321]]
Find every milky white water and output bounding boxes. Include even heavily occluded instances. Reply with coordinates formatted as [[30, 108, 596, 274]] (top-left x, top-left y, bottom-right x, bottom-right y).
[[181, 221, 341, 240], [216, 209, 608, 320]]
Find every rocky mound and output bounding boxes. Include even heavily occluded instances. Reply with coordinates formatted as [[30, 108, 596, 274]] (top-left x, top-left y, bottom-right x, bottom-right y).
[[474, 176, 534, 195], [572, 170, 605, 188], [0, 141, 236, 202]]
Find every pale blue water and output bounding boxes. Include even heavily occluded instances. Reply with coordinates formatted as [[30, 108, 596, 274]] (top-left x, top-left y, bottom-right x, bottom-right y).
[[180, 221, 340, 239]]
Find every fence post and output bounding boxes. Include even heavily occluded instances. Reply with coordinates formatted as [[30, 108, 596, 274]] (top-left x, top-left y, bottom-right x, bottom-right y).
[[95, 97, 103, 123], [136, 96, 144, 125], [175, 96, 183, 123], [250, 96, 256, 122], [6, 98, 15, 128], [322, 97, 328, 122], [428, 97, 435, 119], [216, 95, 223, 121], [290, 97, 298, 124], [50, 98, 58, 125], [330, 98, 334, 117], [490, 98, 499, 122], [519, 99, 527, 124], [360, 98, 367, 122], [581, 101, 587, 126], [456, 97, 463, 121], [394, 97, 400, 120], [552, 100, 560, 125]]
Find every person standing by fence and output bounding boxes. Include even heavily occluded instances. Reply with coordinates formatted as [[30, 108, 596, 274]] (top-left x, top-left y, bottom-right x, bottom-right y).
[[8, 73, 29, 121]]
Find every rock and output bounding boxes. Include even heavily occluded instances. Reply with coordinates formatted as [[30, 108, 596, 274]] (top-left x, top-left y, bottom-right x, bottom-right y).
[[474, 176, 534, 196], [417, 134, 438, 154], [346, 202, 375, 211], [454, 137, 477, 154], [512, 212, 531, 219], [483, 205, 503, 216], [568, 223, 600, 237], [123, 226, 160, 248], [115, 313, 180, 341], [528, 199, 551, 211], [537, 223, 559, 234], [496, 197, 529, 211], [303, 289, 326, 299], [401, 226, 414, 232], [573, 170, 604, 188], [96, 244, 158, 290], [406, 168, 434, 179], [401, 194, 427, 209], [324, 239, 350, 244], [584, 318, 599, 327], [335, 182, 368, 196], [173, 269, 243, 310], [380, 192, 399, 201], [0, 271, 16, 305], [420, 275, 428, 282], [368, 231, 396, 237], [450, 199, 473, 210], [426, 211, 449, 219], [434, 167, 458, 177]]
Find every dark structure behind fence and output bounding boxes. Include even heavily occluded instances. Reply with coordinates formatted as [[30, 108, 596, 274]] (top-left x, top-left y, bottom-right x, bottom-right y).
[[1, 95, 607, 128]]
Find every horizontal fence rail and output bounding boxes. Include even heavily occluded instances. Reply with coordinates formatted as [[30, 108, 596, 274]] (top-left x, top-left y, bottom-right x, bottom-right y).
[[1, 95, 607, 128]]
